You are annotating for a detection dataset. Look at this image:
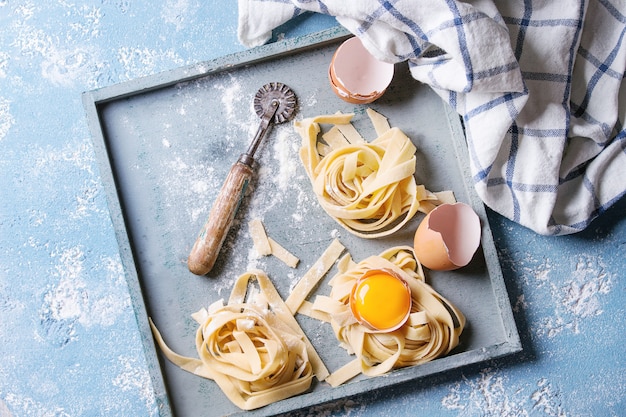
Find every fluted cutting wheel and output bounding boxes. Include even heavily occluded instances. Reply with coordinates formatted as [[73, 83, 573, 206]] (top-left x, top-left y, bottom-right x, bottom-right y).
[[254, 82, 297, 124]]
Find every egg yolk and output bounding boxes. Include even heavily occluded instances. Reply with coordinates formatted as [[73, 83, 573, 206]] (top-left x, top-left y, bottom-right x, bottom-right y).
[[350, 270, 411, 331]]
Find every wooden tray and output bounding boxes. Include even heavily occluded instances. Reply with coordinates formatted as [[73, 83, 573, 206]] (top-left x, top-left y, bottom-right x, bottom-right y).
[[83, 26, 521, 417]]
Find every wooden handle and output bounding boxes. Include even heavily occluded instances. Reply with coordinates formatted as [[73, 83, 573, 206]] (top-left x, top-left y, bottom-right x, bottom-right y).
[[188, 161, 253, 275]]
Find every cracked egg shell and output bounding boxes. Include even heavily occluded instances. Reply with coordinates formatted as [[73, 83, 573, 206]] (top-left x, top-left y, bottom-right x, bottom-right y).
[[413, 203, 481, 271], [328, 36, 394, 104]]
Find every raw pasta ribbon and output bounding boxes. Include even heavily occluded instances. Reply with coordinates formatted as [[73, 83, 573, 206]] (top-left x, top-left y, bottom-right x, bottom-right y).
[[295, 110, 452, 238], [306, 246, 465, 386]]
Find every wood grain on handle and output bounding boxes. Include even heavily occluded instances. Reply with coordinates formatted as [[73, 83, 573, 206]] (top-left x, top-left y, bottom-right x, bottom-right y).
[[188, 161, 253, 275]]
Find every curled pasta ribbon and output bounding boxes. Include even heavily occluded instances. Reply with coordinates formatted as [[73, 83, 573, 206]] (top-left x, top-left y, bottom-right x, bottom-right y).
[[150, 270, 322, 410], [295, 110, 450, 238], [308, 246, 465, 386]]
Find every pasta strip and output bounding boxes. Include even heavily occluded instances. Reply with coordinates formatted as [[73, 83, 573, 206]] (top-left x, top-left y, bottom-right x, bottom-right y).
[[297, 300, 332, 323], [366, 107, 391, 136], [336, 122, 364, 144], [323, 125, 350, 149], [249, 219, 300, 268], [268, 238, 299, 268], [284, 238, 345, 314], [324, 358, 361, 388], [249, 219, 272, 255]]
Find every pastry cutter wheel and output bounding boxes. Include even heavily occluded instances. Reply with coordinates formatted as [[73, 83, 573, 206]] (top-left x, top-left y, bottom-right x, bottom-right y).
[[188, 82, 297, 275]]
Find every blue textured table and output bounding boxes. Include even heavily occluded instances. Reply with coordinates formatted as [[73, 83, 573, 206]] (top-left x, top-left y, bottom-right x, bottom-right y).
[[0, 2, 624, 416]]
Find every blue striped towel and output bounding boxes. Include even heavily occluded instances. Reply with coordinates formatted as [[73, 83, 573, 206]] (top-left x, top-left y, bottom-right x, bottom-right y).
[[238, 0, 626, 236]]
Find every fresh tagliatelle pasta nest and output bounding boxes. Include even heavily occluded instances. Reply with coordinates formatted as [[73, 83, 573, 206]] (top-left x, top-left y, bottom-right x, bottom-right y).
[[150, 270, 328, 411], [295, 108, 455, 238], [299, 245, 466, 387]]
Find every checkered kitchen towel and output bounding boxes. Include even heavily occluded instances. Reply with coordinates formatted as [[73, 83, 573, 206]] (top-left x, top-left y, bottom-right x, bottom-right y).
[[238, 0, 626, 236]]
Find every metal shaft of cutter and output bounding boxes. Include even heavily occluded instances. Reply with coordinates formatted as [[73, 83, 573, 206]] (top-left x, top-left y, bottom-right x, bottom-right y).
[[238, 99, 280, 167]]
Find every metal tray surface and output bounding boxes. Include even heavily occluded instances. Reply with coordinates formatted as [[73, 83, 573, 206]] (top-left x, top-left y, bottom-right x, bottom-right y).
[[83, 26, 521, 417]]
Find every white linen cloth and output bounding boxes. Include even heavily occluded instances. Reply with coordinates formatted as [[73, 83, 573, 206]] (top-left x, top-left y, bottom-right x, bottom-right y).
[[238, 0, 626, 236]]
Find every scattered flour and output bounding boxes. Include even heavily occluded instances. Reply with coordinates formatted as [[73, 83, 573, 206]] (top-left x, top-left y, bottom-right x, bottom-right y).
[[38, 246, 131, 346], [246, 247, 262, 271], [305, 92, 318, 107], [29, 137, 106, 221], [68, 5, 103, 38], [0, 285, 22, 314], [289, 187, 315, 227], [272, 127, 300, 192], [71, 178, 103, 220], [10, 4, 101, 87], [533, 255, 613, 338], [110, 0, 131, 14], [38, 246, 87, 346], [11, 23, 48, 60], [213, 76, 249, 132], [531, 378, 566, 417], [562, 257, 611, 318], [220, 81, 240, 119], [442, 369, 567, 417], [2, 392, 69, 417], [0, 97, 15, 141], [0, 51, 9, 78], [111, 355, 158, 414], [160, 0, 197, 32], [160, 156, 218, 222], [13, 2, 35, 21], [33, 136, 95, 175], [117, 46, 184, 81]]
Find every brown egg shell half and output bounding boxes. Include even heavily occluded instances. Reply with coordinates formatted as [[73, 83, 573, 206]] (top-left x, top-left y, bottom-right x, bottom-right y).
[[328, 36, 394, 104], [413, 203, 482, 271]]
